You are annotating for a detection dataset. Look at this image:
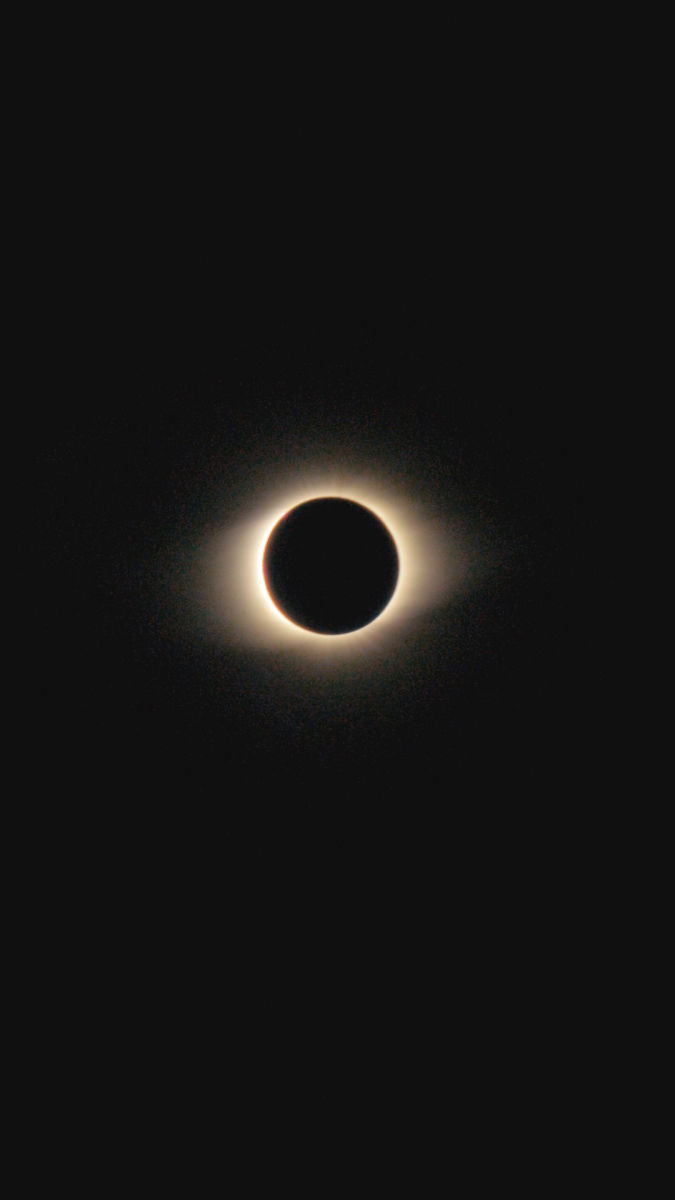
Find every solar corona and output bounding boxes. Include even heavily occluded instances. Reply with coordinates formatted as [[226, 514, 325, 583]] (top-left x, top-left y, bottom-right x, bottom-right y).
[[191, 467, 474, 661]]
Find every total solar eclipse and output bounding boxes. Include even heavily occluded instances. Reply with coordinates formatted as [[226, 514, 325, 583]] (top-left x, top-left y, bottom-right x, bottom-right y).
[[262, 497, 399, 634]]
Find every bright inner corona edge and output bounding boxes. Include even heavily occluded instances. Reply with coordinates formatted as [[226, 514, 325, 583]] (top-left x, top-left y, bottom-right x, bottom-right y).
[[196, 469, 471, 660]]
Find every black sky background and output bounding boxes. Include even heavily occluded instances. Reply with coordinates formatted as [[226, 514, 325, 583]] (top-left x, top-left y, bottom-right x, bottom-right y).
[[30, 53, 601, 1165], [41, 264, 573, 831]]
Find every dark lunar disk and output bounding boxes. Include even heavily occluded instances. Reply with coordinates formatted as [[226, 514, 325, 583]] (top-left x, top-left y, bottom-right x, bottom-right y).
[[263, 498, 399, 634]]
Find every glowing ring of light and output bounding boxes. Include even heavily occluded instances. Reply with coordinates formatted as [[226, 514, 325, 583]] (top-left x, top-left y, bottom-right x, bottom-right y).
[[193, 466, 473, 660], [260, 498, 400, 636]]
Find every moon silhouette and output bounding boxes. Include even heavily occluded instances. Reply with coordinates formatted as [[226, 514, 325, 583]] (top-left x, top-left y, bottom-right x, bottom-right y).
[[262, 497, 399, 634]]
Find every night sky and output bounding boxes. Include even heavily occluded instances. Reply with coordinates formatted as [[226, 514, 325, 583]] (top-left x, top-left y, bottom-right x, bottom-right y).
[[42, 281, 567, 830], [36, 164, 588, 1165]]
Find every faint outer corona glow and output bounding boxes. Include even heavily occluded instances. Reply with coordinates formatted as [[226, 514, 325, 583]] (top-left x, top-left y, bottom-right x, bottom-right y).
[[193, 467, 474, 660]]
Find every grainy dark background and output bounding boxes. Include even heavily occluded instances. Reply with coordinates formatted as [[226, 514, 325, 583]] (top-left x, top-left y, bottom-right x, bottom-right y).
[[29, 40, 602, 1175], [40, 271, 573, 826]]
